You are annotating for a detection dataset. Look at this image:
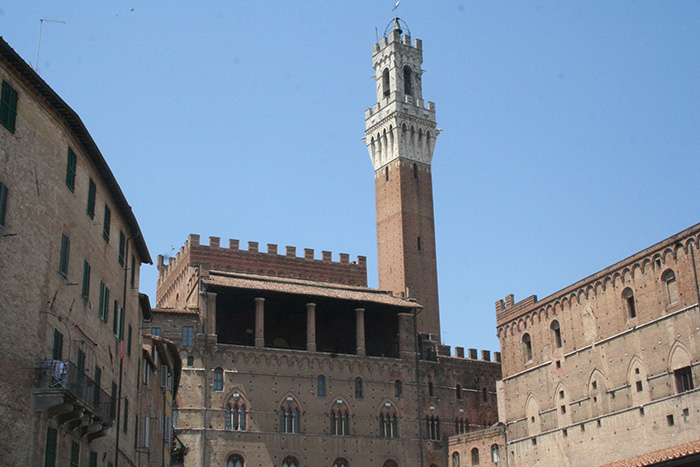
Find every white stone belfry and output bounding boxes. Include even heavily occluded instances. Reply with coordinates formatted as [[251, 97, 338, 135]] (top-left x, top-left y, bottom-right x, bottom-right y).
[[363, 19, 439, 170]]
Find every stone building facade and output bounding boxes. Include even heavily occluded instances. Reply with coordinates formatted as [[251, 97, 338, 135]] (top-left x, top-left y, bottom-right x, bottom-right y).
[[0, 38, 153, 466], [449, 224, 700, 466], [150, 19, 502, 467]]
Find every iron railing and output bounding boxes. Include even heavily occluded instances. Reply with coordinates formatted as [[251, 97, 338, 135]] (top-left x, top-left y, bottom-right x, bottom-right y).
[[34, 360, 113, 422]]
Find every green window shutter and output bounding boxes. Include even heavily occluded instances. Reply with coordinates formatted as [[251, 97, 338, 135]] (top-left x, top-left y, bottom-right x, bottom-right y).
[[89, 451, 98, 467], [123, 397, 129, 433], [103, 205, 111, 242], [70, 440, 80, 467], [0, 181, 8, 229], [98, 282, 105, 319], [130, 254, 136, 288], [119, 308, 125, 341], [59, 234, 70, 277], [127, 324, 132, 356], [66, 148, 77, 192], [113, 300, 119, 334], [52, 329, 63, 360], [1, 80, 18, 133], [86, 179, 96, 219], [44, 427, 57, 467], [94, 366, 102, 406], [82, 260, 91, 300], [104, 287, 110, 322], [119, 231, 126, 265]]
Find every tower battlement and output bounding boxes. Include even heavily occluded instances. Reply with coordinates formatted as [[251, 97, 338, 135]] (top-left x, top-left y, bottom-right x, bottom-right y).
[[156, 234, 368, 307]]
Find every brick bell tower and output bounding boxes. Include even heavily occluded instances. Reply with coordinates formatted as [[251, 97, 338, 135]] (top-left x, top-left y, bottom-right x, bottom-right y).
[[364, 18, 441, 339]]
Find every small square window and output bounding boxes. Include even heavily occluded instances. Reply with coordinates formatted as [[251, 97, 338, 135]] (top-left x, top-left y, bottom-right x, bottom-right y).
[[591, 381, 597, 390], [667, 414, 674, 426], [555, 360, 561, 369], [560, 405, 566, 414], [597, 420, 601, 427], [636, 381, 643, 392], [559, 390, 565, 399], [562, 429, 568, 437]]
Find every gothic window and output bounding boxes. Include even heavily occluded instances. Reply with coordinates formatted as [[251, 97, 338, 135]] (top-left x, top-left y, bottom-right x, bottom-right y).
[[413, 163, 418, 180], [383, 461, 398, 467], [482, 387, 488, 402], [471, 447, 480, 466], [551, 320, 562, 348], [394, 380, 403, 398], [282, 456, 299, 467], [330, 400, 350, 436], [333, 458, 349, 467], [317, 375, 326, 397], [428, 380, 434, 397], [452, 451, 460, 467], [522, 333, 533, 362], [455, 415, 468, 434], [380, 402, 398, 438], [226, 398, 246, 431], [214, 368, 223, 391], [622, 288, 636, 318], [675, 367, 694, 393], [425, 415, 440, 440], [382, 68, 390, 97], [354, 377, 363, 399], [280, 398, 301, 433], [404, 66, 412, 96], [662, 269, 679, 304], [491, 444, 500, 462], [227, 454, 244, 467], [456, 384, 462, 400]]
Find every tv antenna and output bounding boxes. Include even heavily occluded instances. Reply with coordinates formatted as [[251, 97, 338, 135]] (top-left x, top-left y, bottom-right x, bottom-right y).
[[35, 19, 66, 73]]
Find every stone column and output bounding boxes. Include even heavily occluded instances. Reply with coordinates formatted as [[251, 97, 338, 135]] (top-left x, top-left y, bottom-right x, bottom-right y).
[[255, 297, 265, 348], [355, 308, 366, 356], [306, 303, 317, 352], [203, 292, 217, 335]]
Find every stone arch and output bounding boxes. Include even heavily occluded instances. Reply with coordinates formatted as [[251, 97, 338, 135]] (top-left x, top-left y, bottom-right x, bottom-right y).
[[669, 341, 692, 372], [525, 394, 541, 436], [553, 382, 571, 427]]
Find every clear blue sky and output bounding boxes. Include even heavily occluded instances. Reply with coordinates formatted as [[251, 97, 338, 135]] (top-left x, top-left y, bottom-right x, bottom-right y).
[[5, 2, 700, 353]]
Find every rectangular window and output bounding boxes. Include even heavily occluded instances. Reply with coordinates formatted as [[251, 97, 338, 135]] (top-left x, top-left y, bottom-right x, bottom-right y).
[[182, 326, 194, 346], [119, 231, 126, 266], [130, 254, 136, 288], [152, 327, 161, 337], [81, 260, 91, 300], [52, 329, 63, 361], [119, 308, 125, 341], [70, 440, 80, 467], [123, 397, 129, 433], [66, 148, 77, 192], [59, 234, 70, 277], [44, 427, 57, 467], [94, 366, 101, 407], [113, 300, 119, 334], [0, 180, 8, 229], [103, 204, 111, 242], [143, 358, 150, 387], [143, 416, 150, 448], [0, 80, 18, 133], [86, 178, 96, 219], [127, 324, 132, 356], [98, 282, 110, 322], [675, 367, 694, 393], [89, 451, 97, 467]]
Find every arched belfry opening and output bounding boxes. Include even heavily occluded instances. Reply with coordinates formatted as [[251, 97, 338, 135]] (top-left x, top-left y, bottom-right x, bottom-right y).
[[382, 69, 390, 97], [404, 66, 412, 96]]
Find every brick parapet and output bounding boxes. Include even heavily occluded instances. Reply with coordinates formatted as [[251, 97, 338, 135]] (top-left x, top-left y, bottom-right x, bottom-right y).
[[157, 235, 368, 303]]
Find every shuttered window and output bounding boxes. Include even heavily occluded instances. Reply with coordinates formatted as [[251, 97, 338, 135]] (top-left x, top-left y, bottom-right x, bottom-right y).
[[59, 234, 70, 277], [66, 148, 77, 192], [44, 427, 57, 467], [82, 260, 91, 299], [0, 80, 18, 133], [86, 179, 96, 218]]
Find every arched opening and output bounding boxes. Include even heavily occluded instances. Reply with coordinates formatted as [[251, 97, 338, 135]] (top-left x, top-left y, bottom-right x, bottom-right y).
[[282, 457, 299, 467], [383, 460, 398, 467], [317, 375, 326, 397], [354, 377, 363, 399], [382, 69, 390, 97], [379, 402, 399, 438], [428, 380, 435, 397], [622, 287, 636, 318], [471, 447, 480, 466], [452, 451, 460, 467], [227, 454, 244, 467], [456, 384, 462, 400], [550, 320, 562, 349], [330, 399, 350, 436], [404, 66, 412, 96], [491, 444, 500, 462], [522, 333, 533, 362], [333, 458, 349, 467], [662, 269, 679, 304], [394, 379, 403, 397], [279, 397, 301, 433], [214, 367, 224, 391]]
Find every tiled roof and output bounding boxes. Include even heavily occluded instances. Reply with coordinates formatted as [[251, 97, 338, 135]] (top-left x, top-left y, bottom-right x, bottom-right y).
[[152, 308, 199, 315], [201, 270, 417, 309], [600, 439, 700, 467]]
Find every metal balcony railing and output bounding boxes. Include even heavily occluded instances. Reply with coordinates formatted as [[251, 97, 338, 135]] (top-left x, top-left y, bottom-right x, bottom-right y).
[[34, 360, 113, 423]]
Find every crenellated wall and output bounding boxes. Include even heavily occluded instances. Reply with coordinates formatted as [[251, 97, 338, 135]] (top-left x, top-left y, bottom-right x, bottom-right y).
[[156, 234, 368, 308]]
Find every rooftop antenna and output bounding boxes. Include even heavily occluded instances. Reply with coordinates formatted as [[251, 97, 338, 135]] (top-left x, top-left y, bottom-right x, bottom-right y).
[[35, 19, 66, 73]]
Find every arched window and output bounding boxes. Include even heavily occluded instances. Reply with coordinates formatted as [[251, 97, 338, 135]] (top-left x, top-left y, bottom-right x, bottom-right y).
[[455, 415, 468, 434], [394, 380, 403, 398], [333, 458, 349, 467], [382, 69, 390, 97], [428, 380, 435, 397], [330, 400, 350, 436], [214, 368, 224, 391], [317, 375, 326, 397], [383, 461, 398, 467], [413, 163, 418, 180], [279, 397, 301, 433], [354, 377, 363, 399], [491, 444, 500, 462], [227, 454, 244, 467], [471, 447, 480, 466], [662, 269, 679, 304], [404, 66, 412, 96], [622, 288, 636, 318], [482, 387, 488, 402], [456, 384, 462, 400], [225, 397, 246, 431], [522, 333, 533, 361], [380, 402, 398, 438], [550, 320, 562, 349], [282, 456, 299, 467], [452, 451, 460, 467], [425, 415, 440, 440]]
